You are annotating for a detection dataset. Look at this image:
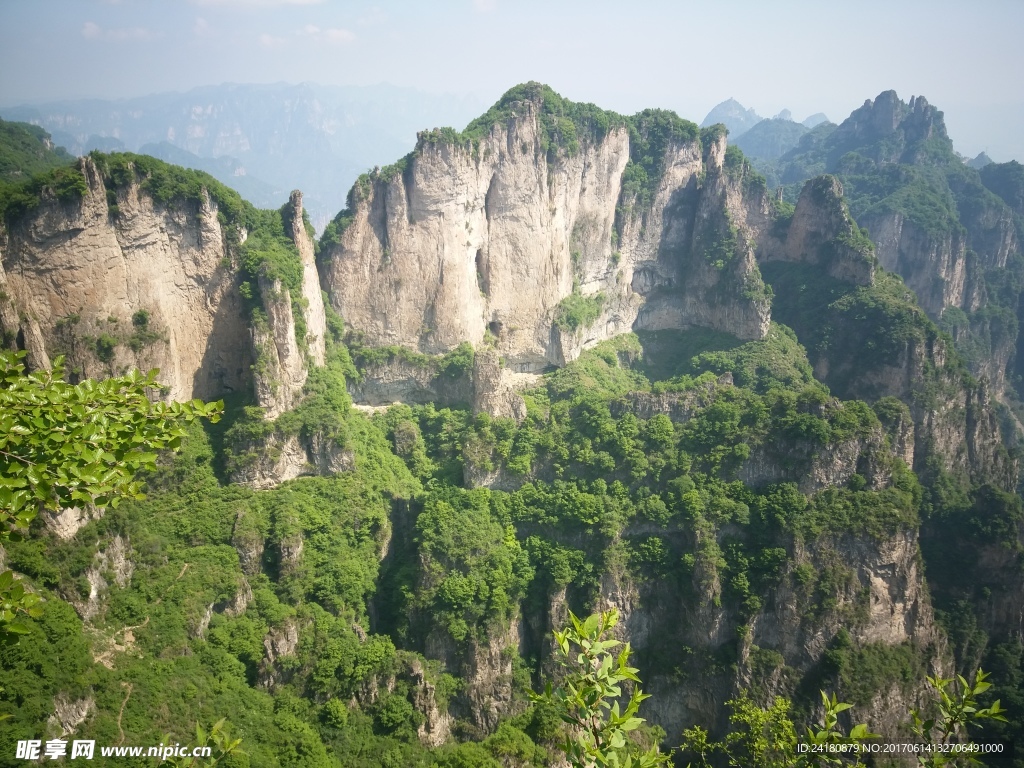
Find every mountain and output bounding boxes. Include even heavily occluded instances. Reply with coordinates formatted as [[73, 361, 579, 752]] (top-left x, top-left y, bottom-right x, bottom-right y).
[[1, 83, 485, 230], [733, 117, 810, 161], [980, 159, 1024, 218], [969, 151, 995, 169], [757, 91, 1022, 393], [700, 97, 762, 138], [0, 118, 74, 182], [802, 112, 830, 128], [137, 140, 280, 209], [2, 86, 1024, 763], [319, 84, 773, 373]]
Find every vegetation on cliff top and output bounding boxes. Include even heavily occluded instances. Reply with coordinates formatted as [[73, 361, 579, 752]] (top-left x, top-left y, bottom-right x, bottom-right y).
[[621, 109, 700, 210], [420, 81, 627, 163], [91, 152, 308, 324], [0, 119, 74, 183], [92, 151, 250, 231], [366, 83, 704, 209], [0, 120, 81, 225]]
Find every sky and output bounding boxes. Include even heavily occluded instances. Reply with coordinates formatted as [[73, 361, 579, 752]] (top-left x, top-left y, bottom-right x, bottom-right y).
[[1, 0, 1023, 161]]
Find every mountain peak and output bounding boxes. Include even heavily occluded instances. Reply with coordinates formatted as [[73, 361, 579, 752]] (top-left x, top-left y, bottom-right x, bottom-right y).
[[802, 112, 829, 128], [701, 98, 762, 138], [827, 89, 951, 166]]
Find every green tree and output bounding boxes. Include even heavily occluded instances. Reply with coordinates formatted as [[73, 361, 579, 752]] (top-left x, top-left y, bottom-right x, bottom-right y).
[[681, 690, 872, 768], [162, 719, 246, 767], [534, 609, 670, 768], [0, 350, 222, 637], [909, 670, 1007, 767], [681, 672, 1004, 768]]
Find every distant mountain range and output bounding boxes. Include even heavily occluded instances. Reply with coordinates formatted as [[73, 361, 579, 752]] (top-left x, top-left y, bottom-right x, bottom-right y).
[[699, 98, 833, 163], [700, 98, 763, 138], [700, 98, 829, 140], [1, 83, 485, 229]]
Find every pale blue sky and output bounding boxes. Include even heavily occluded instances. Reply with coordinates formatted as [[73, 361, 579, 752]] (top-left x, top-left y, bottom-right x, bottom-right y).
[[1, 0, 1022, 160]]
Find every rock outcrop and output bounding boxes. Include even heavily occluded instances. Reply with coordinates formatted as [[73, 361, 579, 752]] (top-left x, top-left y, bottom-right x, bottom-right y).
[[410, 659, 454, 747], [424, 618, 523, 732], [861, 212, 977, 317], [43, 504, 103, 540], [250, 190, 328, 418], [258, 619, 300, 689], [47, 694, 95, 738], [759, 175, 876, 285], [774, 91, 1018, 323], [0, 156, 252, 400], [592, 526, 944, 742], [230, 431, 354, 490], [814, 325, 1015, 487], [739, 425, 893, 495], [67, 534, 133, 622], [231, 510, 265, 576], [251, 275, 309, 420], [347, 356, 474, 407], [0, 159, 329, 429], [319, 85, 771, 373], [471, 348, 526, 422]]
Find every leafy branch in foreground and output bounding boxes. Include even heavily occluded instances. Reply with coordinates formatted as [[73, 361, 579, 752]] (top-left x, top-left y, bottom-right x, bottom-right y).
[[533, 608, 670, 768], [0, 350, 222, 638], [161, 719, 245, 767], [681, 669, 1005, 768], [909, 670, 1007, 767]]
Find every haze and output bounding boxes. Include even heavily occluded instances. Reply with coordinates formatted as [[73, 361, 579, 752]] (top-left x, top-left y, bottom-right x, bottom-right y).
[[1, 0, 1022, 161]]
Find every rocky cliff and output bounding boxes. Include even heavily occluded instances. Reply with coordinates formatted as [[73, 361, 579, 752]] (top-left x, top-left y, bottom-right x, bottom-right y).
[[758, 174, 875, 285], [250, 190, 328, 418], [318, 84, 771, 373], [0, 154, 333, 433], [605, 526, 945, 741], [0, 156, 252, 401], [772, 91, 1020, 335]]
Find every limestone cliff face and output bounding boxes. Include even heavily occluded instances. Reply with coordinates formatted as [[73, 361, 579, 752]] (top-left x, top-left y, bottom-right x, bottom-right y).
[[250, 191, 328, 419], [625, 132, 772, 346], [288, 191, 327, 367], [492, 519, 946, 744], [861, 212, 976, 317], [759, 175, 876, 285], [0, 157, 251, 401], [318, 94, 770, 372], [740, 425, 892, 495], [470, 348, 527, 422], [788, 92, 1016, 324], [230, 432, 354, 490], [347, 357, 475, 407], [816, 328, 1015, 487], [423, 616, 523, 732], [319, 106, 630, 371], [591, 526, 944, 742], [251, 276, 307, 419]]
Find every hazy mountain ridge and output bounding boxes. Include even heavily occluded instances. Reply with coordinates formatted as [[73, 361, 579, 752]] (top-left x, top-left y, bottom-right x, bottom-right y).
[[700, 97, 762, 138], [1, 82, 485, 230], [702, 98, 832, 172], [748, 91, 1024, 396], [733, 117, 812, 161]]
